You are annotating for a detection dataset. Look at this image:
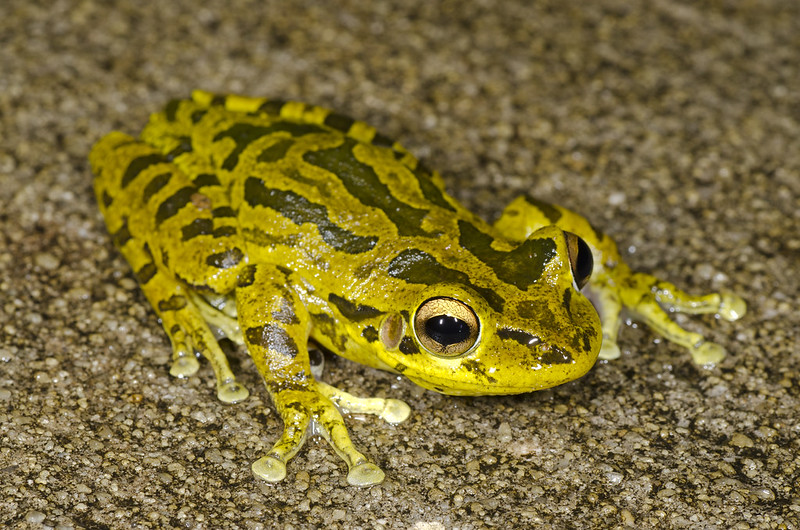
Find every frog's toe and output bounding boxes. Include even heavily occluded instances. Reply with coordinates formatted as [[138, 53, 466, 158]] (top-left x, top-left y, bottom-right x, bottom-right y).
[[252, 455, 287, 482], [718, 293, 746, 322], [380, 399, 411, 424], [347, 462, 385, 487], [689, 341, 726, 365], [170, 354, 200, 378], [218, 379, 249, 403], [317, 381, 412, 425], [598, 339, 621, 360]]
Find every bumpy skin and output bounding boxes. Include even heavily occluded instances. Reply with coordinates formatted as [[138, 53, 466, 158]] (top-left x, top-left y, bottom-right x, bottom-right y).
[[90, 91, 746, 486]]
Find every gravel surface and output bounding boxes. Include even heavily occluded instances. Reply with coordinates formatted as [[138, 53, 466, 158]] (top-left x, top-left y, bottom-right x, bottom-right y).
[[1, 0, 798, 528]]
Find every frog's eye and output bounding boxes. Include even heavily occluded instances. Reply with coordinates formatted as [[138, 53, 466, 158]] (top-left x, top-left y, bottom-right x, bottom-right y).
[[565, 232, 593, 290], [414, 297, 480, 356]]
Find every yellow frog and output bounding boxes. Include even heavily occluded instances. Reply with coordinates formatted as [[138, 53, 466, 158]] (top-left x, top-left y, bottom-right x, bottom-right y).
[[90, 92, 745, 486]]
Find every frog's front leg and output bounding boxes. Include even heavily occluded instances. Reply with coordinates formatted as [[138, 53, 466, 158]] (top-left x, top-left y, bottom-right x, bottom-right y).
[[236, 263, 406, 486], [589, 260, 746, 363], [494, 195, 746, 364]]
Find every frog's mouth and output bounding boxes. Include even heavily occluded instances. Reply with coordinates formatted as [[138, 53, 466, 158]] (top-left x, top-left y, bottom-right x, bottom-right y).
[[404, 370, 589, 397], [400, 331, 599, 396]]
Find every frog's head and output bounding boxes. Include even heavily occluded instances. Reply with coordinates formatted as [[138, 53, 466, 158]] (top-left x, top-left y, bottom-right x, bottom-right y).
[[376, 226, 602, 396]]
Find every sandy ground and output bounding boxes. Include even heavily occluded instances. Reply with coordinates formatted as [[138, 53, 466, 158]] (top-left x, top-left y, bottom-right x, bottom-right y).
[[1, 0, 798, 528]]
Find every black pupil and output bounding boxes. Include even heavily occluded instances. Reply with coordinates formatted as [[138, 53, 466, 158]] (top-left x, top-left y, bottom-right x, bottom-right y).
[[425, 316, 471, 346], [574, 237, 593, 288]]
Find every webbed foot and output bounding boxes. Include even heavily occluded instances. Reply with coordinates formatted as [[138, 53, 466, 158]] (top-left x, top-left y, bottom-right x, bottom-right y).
[[165, 309, 249, 403], [254, 383, 410, 486]]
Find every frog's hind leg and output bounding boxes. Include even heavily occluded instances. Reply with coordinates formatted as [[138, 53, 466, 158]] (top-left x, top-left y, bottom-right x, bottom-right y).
[[111, 226, 249, 403], [91, 132, 249, 403], [157, 276, 249, 403]]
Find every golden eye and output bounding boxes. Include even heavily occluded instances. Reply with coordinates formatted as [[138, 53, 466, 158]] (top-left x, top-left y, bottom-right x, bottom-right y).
[[565, 232, 593, 290], [414, 297, 480, 356]]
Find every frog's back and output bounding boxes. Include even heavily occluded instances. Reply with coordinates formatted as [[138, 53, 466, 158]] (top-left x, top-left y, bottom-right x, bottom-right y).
[[145, 92, 458, 214], [128, 93, 484, 272], [91, 92, 501, 307]]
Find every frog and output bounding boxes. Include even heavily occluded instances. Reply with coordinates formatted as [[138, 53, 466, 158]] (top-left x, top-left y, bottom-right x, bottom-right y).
[[89, 91, 746, 486]]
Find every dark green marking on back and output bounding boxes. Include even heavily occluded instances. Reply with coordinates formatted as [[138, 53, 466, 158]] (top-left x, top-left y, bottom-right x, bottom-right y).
[[237, 264, 258, 288], [302, 138, 432, 237], [191, 110, 207, 124], [101, 190, 113, 208], [328, 294, 383, 321], [213, 226, 237, 238], [387, 249, 505, 313], [212, 206, 236, 218], [244, 177, 378, 254], [142, 172, 173, 203], [194, 173, 221, 188], [121, 154, 166, 188], [155, 186, 197, 226], [166, 136, 193, 161], [411, 166, 455, 212], [323, 112, 355, 133], [164, 99, 181, 122], [457, 220, 556, 291], [258, 100, 288, 116], [245, 324, 299, 358], [371, 132, 394, 148], [214, 122, 328, 171], [522, 195, 562, 224], [181, 218, 214, 241], [256, 139, 295, 163], [241, 228, 300, 249]]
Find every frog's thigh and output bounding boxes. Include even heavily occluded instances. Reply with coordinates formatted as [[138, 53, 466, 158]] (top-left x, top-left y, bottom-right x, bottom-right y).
[[141, 171, 244, 296], [146, 192, 249, 387], [236, 264, 387, 486]]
